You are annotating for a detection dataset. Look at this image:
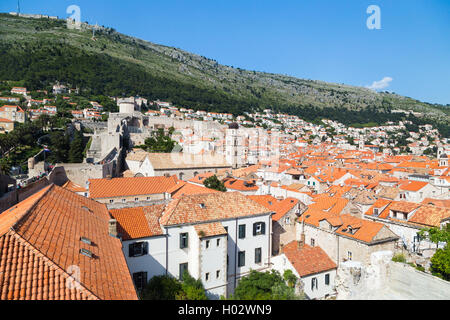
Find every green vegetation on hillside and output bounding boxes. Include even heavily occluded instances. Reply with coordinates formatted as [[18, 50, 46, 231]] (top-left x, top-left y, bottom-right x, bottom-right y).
[[0, 13, 448, 135]]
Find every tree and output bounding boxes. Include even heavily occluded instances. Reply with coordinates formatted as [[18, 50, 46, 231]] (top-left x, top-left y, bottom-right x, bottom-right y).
[[46, 131, 70, 163], [203, 175, 226, 192], [68, 130, 85, 163], [430, 245, 450, 281], [231, 270, 304, 300], [142, 128, 176, 153], [283, 269, 297, 288], [178, 270, 208, 300], [141, 275, 183, 300], [0, 157, 11, 175], [418, 225, 450, 281]]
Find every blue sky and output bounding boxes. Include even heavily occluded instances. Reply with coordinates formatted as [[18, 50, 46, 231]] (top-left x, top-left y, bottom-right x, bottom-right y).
[[1, 0, 449, 105]]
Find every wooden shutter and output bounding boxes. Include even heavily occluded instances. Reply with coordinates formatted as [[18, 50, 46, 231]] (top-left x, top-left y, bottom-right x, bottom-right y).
[[143, 242, 149, 254], [129, 243, 135, 257], [261, 222, 266, 235], [253, 223, 257, 236]]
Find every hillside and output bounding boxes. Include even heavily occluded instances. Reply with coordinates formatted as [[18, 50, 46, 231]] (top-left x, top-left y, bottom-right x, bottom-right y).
[[0, 13, 448, 129]]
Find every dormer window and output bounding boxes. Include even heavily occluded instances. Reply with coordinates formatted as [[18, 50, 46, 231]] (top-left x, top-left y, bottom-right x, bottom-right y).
[[199, 203, 206, 209], [373, 208, 379, 216]]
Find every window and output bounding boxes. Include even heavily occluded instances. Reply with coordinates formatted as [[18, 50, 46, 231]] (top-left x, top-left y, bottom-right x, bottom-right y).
[[179, 263, 188, 280], [325, 274, 330, 285], [205, 273, 209, 281], [217, 239, 220, 247], [253, 222, 266, 236], [311, 238, 315, 247], [129, 242, 148, 257], [227, 254, 229, 267], [206, 240, 210, 249], [180, 233, 189, 249], [216, 270, 220, 279], [147, 196, 151, 201], [238, 224, 246, 239], [347, 251, 352, 261], [121, 198, 126, 203], [238, 251, 245, 267], [109, 199, 114, 203], [133, 272, 148, 291], [311, 277, 318, 291], [255, 247, 262, 264], [135, 197, 139, 202], [285, 217, 290, 224], [373, 208, 379, 216]]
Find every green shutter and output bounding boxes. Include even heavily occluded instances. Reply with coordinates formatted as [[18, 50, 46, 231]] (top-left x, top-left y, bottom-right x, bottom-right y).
[[129, 243, 134, 257]]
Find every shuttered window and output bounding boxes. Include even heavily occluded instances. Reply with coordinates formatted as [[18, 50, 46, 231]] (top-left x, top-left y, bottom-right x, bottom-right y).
[[129, 242, 148, 257], [253, 222, 266, 236]]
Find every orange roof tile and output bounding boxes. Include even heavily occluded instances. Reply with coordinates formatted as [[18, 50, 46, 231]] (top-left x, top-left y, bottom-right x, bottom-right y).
[[0, 184, 138, 300], [282, 242, 337, 277], [62, 180, 87, 193], [110, 205, 165, 240], [399, 181, 428, 192], [89, 176, 178, 199], [194, 222, 227, 238], [160, 192, 272, 226]]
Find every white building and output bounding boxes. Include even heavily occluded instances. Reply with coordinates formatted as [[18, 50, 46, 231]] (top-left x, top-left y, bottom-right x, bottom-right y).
[[271, 241, 337, 299], [111, 192, 274, 299]]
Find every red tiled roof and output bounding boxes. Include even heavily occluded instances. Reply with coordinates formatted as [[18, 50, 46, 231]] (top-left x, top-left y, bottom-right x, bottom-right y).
[[62, 180, 87, 193], [223, 178, 258, 191], [169, 181, 220, 199], [248, 195, 299, 221], [89, 176, 178, 199], [282, 242, 337, 277], [399, 181, 428, 192], [194, 222, 227, 238], [160, 192, 272, 226], [0, 184, 138, 300], [110, 205, 165, 240]]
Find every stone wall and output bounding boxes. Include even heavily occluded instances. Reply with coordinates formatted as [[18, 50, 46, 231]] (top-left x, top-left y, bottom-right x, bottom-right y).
[[335, 251, 450, 300], [0, 177, 50, 213]]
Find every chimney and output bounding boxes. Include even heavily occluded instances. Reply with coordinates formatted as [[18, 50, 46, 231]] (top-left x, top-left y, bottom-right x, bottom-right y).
[[298, 233, 305, 249], [109, 219, 118, 237]]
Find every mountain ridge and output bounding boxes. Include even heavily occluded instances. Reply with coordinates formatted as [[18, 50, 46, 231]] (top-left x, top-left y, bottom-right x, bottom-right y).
[[0, 13, 448, 125]]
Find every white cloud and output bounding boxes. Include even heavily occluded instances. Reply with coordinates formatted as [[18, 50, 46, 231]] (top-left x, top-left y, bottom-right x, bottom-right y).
[[366, 77, 393, 90]]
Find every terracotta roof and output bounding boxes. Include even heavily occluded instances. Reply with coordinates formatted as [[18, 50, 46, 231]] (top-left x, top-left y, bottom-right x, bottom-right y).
[[248, 195, 299, 221], [188, 172, 215, 184], [282, 242, 337, 277], [169, 181, 219, 199], [421, 198, 450, 208], [62, 180, 87, 193], [89, 176, 178, 199], [109, 205, 165, 240], [399, 181, 428, 192], [0, 184, 138, 300], [302, 210, 397, 244], [160, 192, 272, 226], [223, 178, 258, 191], [194, 222, 227, 238], [0, 118, 13, 123], [409, 205, 450, 227], [389, 201, 420, 213]]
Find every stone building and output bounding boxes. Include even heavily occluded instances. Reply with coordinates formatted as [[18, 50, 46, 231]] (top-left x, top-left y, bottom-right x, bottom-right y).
[[297, 211, 399, 266]]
